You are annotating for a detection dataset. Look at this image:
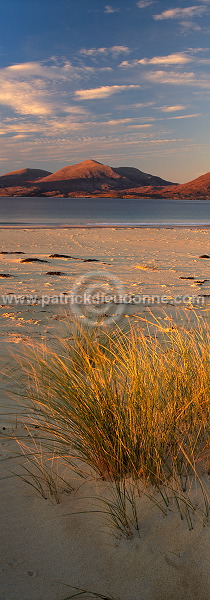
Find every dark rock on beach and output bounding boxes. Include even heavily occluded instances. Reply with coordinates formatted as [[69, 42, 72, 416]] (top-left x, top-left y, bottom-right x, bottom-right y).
[[49, 254, 102, 262], [46, 271, 66, 276], [21, 258, 49, 263], [49, 253, 72, 259], [83, 258, 99, 262], [49, 253, 80, 259]]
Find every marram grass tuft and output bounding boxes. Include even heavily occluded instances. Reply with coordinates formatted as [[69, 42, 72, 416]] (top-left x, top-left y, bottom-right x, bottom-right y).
[[6, 312, 210, 533]]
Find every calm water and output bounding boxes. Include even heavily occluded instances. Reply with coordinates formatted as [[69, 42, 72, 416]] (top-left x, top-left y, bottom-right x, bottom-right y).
[[0, 196, 210, 227]]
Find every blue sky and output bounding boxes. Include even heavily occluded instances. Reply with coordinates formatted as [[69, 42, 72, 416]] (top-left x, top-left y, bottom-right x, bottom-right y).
[[0, 0, 210, 182]]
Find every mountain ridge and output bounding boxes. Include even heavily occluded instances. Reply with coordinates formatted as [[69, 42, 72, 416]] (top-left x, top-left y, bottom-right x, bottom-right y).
[[0, 159, 175, 195], [37, 159, 173, 188], [0, 160, 209, 199]]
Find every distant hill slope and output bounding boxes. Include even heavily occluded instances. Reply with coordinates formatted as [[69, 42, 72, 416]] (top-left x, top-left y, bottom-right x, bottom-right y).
[[38, 160, 120, 182], [38, 159, 123, 191], [37, 159, 173, 192], [114, 166, 174, 187], [162, 171, 210, 198], [0, 168, 52, 188]]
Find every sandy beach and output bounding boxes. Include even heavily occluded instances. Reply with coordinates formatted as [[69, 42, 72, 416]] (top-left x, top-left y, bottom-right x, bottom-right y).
[[0, 226, 210, 348], [0, 227, 210, 600]]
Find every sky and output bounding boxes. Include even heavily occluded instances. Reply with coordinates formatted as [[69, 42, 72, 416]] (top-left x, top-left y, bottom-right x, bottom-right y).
[[0, 0, 210, 182]]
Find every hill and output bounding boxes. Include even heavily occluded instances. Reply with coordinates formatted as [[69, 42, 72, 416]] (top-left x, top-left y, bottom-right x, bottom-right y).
[[37, 159, 173, 193], [0, 161, 210, 198], [114, 166, 173, 187], [37, 160, 124, 192], [0, 168, 52, 188], [0, 160, 174, 195], [38, 160, 120, 182], [161, 171, 210, 199]]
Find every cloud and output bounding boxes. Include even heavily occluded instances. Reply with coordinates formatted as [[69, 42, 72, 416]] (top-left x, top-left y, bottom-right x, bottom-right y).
[[104, 5, 119, 13], [130, 102, 155, 108], [0, 77, 52, 115], [136, 1, 155, 7], [120, 52, 193, 67], [154, 6, 208, 20], [179, 21, 202, 33], [101, 118, 137, 125], [3, 59, 94, 80], [79, 46, 130, 57], [4, 109, 189, 144], [0, 58, 96, 116], [0, 126, 197, 172], [196, 58, 210, 63], [74, 85, 140, 100], [119, 61, 135, 68], [129, 124, 153, 128], [138, 52, 193, 65], [165, 113, 201, 120], [63, 106, 89, 115], [98, 118, 152, 127], [0, 114, 102, 138], [120, 48, 210, 68], [159, 105, 187, 112], [0, 120, 47, 135], [145, 70, 210, 88]]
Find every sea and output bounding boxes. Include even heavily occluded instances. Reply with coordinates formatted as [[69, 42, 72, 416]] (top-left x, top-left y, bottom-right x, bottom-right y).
[[0, 196, 210, 228]]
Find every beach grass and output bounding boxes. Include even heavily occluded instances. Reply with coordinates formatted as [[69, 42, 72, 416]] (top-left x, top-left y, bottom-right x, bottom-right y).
[[7, 311, 210, 534], [57, 583, 120, 600]]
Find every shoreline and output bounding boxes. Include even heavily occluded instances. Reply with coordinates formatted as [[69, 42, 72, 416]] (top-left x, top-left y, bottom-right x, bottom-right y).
[[1, 223, 210, 229]]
